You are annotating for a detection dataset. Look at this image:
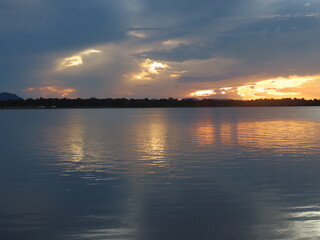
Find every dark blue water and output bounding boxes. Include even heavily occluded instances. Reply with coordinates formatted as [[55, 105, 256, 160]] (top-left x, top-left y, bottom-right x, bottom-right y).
[[1, 107, 320, 240]]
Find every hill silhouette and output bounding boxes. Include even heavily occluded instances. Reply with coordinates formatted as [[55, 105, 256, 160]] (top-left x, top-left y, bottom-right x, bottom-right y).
[[0, 92, 22, 101]]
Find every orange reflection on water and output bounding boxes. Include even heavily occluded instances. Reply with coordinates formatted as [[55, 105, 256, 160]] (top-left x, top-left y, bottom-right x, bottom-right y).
[[192, 122, 216, 146], [219, 122, 235, 144], [191, 118, 320, 154], [192, 121, 238, 146], [236, 120, 320, 153]]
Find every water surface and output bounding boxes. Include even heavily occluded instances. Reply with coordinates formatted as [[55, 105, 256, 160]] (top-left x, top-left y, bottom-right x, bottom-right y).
[[1, 107, 320, 240]]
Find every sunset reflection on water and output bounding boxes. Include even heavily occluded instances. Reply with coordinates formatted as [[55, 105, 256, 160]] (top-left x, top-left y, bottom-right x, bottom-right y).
[[192, 121, 237, 146], [192, 118, 320, 156], [133, 116, 168, 165], [237, 120, 320, 154], [52, 108, 320, 181], [3, 108, 320, 240]]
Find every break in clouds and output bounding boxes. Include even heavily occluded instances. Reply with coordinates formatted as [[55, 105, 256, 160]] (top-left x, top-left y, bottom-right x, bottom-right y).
[[1, 0, 320, 99]]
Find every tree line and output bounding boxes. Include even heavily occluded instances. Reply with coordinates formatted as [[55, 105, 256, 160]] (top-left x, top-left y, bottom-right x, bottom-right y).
[[1, 97, 320, 109]]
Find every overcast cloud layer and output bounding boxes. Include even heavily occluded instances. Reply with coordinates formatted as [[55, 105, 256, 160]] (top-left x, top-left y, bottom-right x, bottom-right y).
[[1, 0, 320, 99]]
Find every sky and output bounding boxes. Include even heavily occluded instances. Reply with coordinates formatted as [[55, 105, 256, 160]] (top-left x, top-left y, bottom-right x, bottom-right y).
[[1, 0, 320, 100]]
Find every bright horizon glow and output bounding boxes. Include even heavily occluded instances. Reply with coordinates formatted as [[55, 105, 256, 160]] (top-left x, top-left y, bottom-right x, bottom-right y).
[[238, 75, 317, 99], [189, 75, 320, 99], [191, 90, 217, 97]]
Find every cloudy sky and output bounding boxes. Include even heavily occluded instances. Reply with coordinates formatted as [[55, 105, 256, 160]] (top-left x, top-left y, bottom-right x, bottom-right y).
[[1, 0, 320, 99]]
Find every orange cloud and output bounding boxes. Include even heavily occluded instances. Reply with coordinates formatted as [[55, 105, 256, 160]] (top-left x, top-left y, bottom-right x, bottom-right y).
[[237, 75, 317, 99], [189, 75, 320, 100], [25, 86, 76, 97]]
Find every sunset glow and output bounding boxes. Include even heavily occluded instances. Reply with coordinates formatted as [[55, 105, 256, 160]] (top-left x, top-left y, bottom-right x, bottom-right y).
[[26, 86, 76, 97], [238, 75, 317, 99], [189, 75, 320, 99], [2, 0, 320, 100], [191, 90, 216, 97]]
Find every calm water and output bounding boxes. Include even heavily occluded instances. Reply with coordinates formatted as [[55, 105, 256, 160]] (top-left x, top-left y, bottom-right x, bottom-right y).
[[1, 107, 320, 240]]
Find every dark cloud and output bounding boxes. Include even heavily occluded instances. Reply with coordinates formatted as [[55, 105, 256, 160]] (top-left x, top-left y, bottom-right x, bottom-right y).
[[275, 0, 320, 15], [133, 7, 320, 65], [139, 0, 246, 24], [0, 0, 126, 91], [214, 15, 320, 74], [135, 43, 216, 62], [138, 12, 320, 78], [178, 72, 249, 83], [0, 0, 126, 54]]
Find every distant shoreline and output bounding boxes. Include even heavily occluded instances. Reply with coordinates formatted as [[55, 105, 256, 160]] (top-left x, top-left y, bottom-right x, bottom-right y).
[[1, 98, 320, 109]]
